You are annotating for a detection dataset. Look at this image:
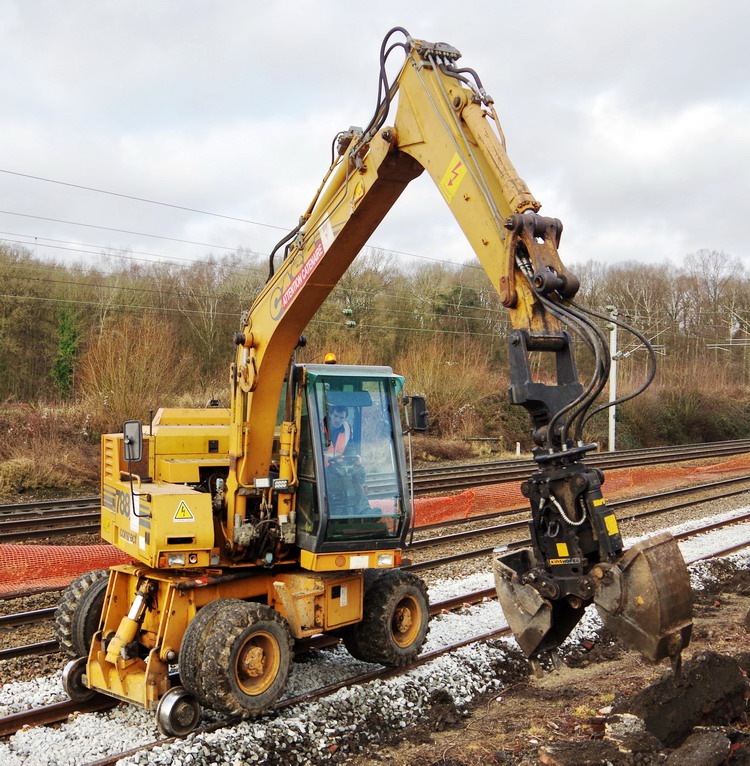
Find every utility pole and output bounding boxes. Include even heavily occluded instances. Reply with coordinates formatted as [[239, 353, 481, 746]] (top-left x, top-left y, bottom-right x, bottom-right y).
[[606, 306, 618, 452]]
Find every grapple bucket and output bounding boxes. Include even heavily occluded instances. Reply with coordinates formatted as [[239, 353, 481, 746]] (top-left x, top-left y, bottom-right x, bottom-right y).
[[493, 532, 693, 665], [592, 531, 693, 664], [493, 548, 585, 658]]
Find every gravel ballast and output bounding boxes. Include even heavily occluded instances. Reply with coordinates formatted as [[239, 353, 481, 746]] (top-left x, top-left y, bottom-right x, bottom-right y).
[[0, 508, 749, 765]]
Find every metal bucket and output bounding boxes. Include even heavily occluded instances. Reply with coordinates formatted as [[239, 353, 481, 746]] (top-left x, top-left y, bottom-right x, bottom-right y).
[[493, 547, 585, 658], [493, 532, 693, 665], [592, 531, 693, 664]]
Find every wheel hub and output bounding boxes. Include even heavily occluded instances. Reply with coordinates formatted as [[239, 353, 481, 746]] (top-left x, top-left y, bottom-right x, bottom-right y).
[[172, 698, 199, 727], [236, 631, 281, 695], [394, 605, 413, 634], [241, 645, 265, 677]]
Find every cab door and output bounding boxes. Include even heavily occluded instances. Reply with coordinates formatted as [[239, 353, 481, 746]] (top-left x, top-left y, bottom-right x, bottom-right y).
[[294, 365, 410, 554]]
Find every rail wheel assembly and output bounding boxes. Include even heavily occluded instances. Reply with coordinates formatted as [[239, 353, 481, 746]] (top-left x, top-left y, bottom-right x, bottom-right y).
[[155, 686, 202, 738], [197, 600, 294, 716], [61, 656, 98, 701], [55, 569, 109, 659], [342, 569, 430, 665]]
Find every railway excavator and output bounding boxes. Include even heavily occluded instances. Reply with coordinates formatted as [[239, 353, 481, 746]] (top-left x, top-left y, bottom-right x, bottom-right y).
[[55, 28, 693, 736]]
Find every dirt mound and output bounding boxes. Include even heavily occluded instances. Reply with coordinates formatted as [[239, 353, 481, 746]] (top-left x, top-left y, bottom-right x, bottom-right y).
[[613, 651, 748, 747], [346, 559, 750, 766]]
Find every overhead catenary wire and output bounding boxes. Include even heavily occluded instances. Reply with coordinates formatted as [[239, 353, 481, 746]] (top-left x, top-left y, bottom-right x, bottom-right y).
[[0, 292, 506, 337], [0, 209, 244, 252], [0, 168, 288, 231], [0, 237, 510, 319], [0, 268, 513, 326], [3, 238, 733, 344], [0, 208, 484, 271], [5, 240, 729, 330]]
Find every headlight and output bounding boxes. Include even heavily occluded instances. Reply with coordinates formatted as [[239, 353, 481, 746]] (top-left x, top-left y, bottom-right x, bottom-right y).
[[377, 554, 394, 567], [167, 553, 186, 566]]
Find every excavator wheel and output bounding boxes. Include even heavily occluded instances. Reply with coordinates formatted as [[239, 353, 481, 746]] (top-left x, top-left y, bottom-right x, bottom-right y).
[[199, 600, 293, 716], [54, 569, 109, 659], [342, 570, 430, 666], [179, 599, 242, 705]]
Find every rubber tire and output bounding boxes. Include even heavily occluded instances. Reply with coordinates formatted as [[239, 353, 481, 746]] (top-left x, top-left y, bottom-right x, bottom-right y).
[[179, 598, 244, 705], [199, 601, 293, 716], [54, 570, 109, 659], [342, 569, 430, 666]]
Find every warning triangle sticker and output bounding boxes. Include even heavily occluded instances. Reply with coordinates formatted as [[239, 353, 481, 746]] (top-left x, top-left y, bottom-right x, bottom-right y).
[[174, 501, 194, 522]]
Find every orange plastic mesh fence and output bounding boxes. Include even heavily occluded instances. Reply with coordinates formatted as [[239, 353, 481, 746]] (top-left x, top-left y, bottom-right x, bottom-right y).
[[412, 453, 750, 527], [0, 544, 129, 596], [3, 453, 750, 595]]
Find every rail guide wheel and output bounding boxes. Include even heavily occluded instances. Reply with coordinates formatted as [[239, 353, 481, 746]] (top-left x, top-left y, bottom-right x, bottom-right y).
[[62, 656, 97, 701], [156, 686, 201, 738]]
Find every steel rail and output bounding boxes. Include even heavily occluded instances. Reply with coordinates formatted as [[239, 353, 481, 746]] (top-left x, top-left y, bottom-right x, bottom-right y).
[[405, 507, 750, 573], [417, 472, 750, 532], [82, 536, 750, 766], [411, 438, 750, 478], [0, 606, 56, 628], [0, 587, 500, 738], [3, 442, 749, 544], [6, 481, 750, 660], [4, 472, 750, 652], [0, 513, 100, 542], [7, 504, 750, 757], [410, 444, 750, 494], [3, 512, 750, 746], [1, 439, 748, 527], [0, 497, 100, 515]]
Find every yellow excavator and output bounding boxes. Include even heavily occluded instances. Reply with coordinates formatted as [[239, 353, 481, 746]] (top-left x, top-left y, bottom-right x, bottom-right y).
[[56, 28, 693, 736]]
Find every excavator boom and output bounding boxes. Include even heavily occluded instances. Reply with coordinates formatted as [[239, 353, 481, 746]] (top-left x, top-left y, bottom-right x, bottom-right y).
[[227, 29, 692, 667]]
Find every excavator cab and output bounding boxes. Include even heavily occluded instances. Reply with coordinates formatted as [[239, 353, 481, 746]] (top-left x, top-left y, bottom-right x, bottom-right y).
[[293, 364, 411, 555]]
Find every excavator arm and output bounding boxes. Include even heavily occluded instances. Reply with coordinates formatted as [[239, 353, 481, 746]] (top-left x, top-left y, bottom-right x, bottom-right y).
[[229, 35, 574, 492], [227, 29, 692, 667]]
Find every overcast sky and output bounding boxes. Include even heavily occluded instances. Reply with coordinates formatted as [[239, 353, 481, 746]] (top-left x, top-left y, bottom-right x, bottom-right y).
[[1, 0, 748, 277]]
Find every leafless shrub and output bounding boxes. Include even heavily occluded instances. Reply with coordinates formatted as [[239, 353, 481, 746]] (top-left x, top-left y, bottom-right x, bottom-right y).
[[76, 315, 196, 433], [396, 339, 498, 438], [0, 403, 99, 494]]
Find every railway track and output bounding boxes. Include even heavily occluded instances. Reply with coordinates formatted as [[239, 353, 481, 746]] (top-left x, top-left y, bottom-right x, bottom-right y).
[[1, 439, 749, 542], [4, 472, 750, 661], [0, 587, 504, 738], [2, 511, 749, 756], [409, 437, 750, 493]]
